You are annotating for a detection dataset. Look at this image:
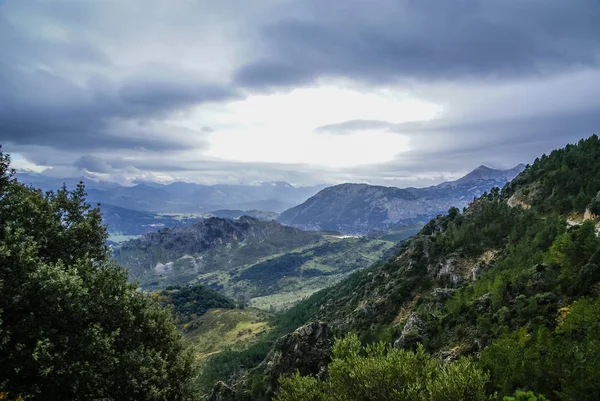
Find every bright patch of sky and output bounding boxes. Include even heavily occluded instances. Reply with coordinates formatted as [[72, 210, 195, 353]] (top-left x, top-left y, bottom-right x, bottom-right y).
[[185, 86, 442, 167]]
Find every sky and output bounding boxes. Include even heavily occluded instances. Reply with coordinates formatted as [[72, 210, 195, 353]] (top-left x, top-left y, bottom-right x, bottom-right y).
[[1, 0, 599, 187]]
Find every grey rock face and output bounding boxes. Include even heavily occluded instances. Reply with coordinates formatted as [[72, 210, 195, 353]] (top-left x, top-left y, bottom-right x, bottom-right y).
[[393, 313, 427, 350], [257, 322, 333, 394], [207, 381, 235, 401], [437, 255, 464, 285], [210, 322, 333, 400]]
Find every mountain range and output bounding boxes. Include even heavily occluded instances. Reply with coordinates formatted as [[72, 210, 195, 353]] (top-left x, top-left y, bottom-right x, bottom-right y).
[[16, 173, 326, 214], [277, 164, 526, 234]]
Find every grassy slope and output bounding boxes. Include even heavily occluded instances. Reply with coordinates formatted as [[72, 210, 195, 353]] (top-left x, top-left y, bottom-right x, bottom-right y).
[[183, 308, 273, 361]]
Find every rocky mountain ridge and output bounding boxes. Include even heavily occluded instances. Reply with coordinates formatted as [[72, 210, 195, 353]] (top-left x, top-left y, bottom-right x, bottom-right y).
[[16, 172, 326, 213], [278, 164, 525, 234]]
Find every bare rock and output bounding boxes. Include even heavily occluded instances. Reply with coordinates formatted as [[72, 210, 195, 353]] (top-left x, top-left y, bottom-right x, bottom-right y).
[[207, 381, 235, 401], [393, 313, 427, 349], [256, 322, 333, 396]]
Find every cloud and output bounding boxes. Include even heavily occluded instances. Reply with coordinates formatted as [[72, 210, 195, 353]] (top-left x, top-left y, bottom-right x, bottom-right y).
[[118, 73, 239, 113], [236, 0, 600, 89], [0, 0, 240, 156], [0, 64, 233, 151], [316, 120, 396, 134], [0, 0, 598, 188], [73, 155, 114, 174]]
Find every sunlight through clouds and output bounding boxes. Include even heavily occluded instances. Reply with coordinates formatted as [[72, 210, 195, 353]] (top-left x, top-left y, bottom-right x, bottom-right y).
[[196, 86, 441, 167]]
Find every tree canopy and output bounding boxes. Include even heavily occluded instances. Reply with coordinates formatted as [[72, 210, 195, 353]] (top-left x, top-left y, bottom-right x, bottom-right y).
[[0, 148, 199, 400]]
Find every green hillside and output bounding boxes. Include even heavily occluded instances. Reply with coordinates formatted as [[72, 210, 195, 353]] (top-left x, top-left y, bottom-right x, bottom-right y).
[[152, 285, 273, 366], [115, 221, 395, 310], [203, 135, 600, 400]]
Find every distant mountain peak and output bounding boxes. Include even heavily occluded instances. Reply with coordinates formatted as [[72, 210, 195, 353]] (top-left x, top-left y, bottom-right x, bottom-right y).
[[278, 164, 525, 234], [451, 164, 525, 186], [475, 164, 493, 170]]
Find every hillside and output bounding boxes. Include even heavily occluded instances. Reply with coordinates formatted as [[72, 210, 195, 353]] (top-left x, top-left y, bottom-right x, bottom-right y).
[[114, 216, 322, 288], [277, 164, 524, 234], [114, 216, 395, 308], [153, 284, 272, 359], [208, 209, 280, 221], [204, 136, 600, 400]]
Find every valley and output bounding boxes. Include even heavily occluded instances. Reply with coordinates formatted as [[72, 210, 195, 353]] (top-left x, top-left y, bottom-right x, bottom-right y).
[[199, 136, 600, 400], [3, 3, 598, 400], [114, 217, 397, 311]]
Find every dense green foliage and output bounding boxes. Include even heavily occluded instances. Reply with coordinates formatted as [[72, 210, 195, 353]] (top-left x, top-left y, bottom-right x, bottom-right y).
[[276, 334, 490, 401], [505, 134, 600, 213], [428, 205, 600, 398], [503, 391, 547, 401], [156, 284, 236, 322], [0, 149, 199, 400]]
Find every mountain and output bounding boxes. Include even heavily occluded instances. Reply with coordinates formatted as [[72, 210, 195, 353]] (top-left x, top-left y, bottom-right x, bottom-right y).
[[86, 181, 325, 213], [202, 136, 600, 400], [99, 203, 278, 239], [437, 163, 526, 187], [278, 164, 525, 234], [17, 172, 325, 213], [114, 216, 396, 309], [114, 216, 322, 287]]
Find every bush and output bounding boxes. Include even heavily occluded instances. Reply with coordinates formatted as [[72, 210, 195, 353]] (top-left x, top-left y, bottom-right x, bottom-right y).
[[276, 334, 491, 401]]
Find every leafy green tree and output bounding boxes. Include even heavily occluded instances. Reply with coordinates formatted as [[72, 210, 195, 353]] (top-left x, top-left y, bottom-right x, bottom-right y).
[[0, 149, 199, 400]]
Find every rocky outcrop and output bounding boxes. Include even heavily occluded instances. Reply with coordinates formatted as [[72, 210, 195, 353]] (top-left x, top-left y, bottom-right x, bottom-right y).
[[207, 381, 235, 401], [256, 322, 333, 395], [393, 313, 427, 350], [209, 322, 333, 400], [436, 255, 464, 285], [507, 193, 531, 209]]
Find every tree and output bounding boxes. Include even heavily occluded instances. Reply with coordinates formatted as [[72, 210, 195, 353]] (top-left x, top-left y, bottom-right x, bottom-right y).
[[0, 149, 199, 400]]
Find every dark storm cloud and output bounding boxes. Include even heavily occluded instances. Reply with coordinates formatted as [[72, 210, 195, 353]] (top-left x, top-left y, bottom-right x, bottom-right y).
[[1, 0, 599, 187], [0, 66, 234, 151], [73, 155, 115, 174], [118, 77, 239, 112], [236, 0, 600, 89], [0, 3, 238, 153]]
